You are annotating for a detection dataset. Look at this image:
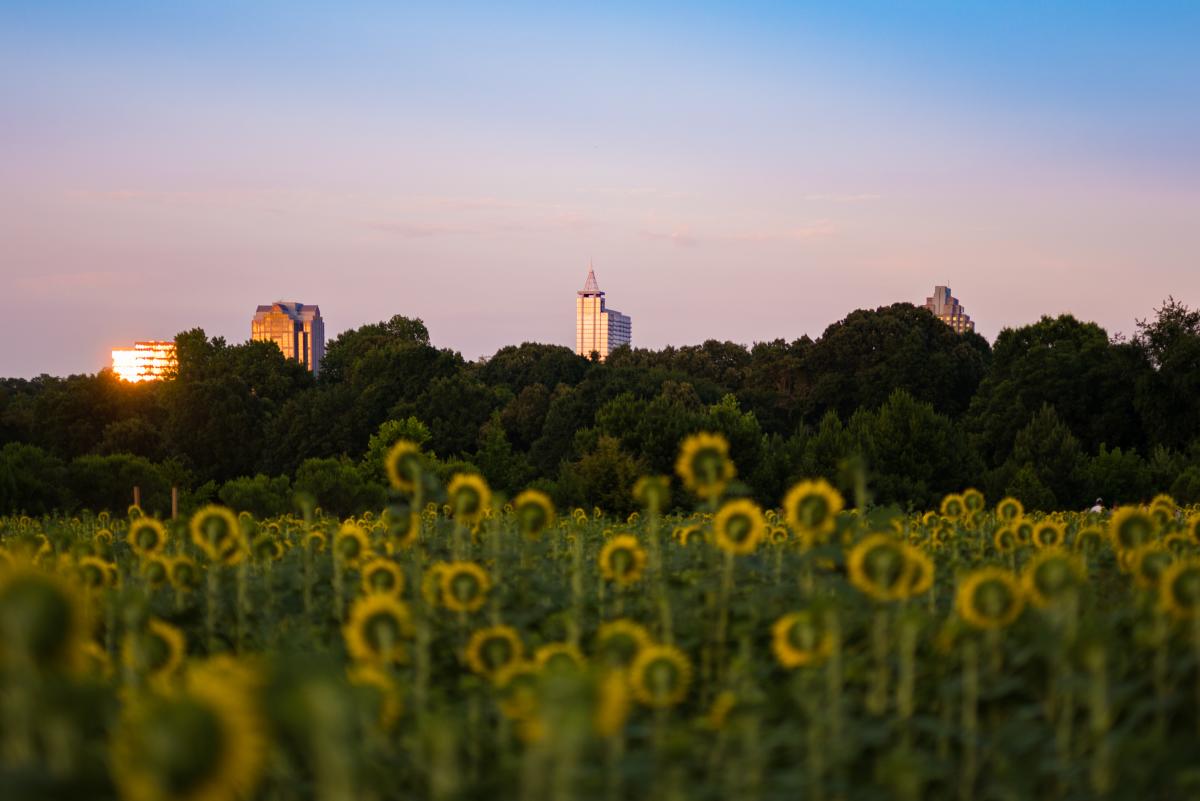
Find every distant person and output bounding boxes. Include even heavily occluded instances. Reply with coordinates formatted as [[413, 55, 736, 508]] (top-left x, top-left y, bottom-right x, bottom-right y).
[[1089, 497, 1105, 514]]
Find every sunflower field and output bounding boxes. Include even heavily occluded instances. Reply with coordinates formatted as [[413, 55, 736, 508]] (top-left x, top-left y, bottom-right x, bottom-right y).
[[2, 432, 1200, 801]]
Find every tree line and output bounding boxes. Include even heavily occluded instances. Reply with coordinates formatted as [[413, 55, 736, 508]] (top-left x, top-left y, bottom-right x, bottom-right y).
[[3, 299, 1199, 518]]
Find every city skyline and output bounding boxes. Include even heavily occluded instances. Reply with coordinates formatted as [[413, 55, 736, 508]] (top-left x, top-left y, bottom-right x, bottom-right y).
[[2, 2, 1198, 378]]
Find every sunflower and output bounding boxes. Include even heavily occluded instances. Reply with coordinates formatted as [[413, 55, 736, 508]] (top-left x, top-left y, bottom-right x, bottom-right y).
[[675, 432, 736, 500], [993, 526, 1017, 554], [383, 504, 421, 548], [361, 558, 406, 597], [713, 498, 767, 555], [1109, 507, 1158, 555], [110, 658, 267, 801], [122, 618, 186, 681], [447, 473, 492, 525], [1015, 519, 1035, 547], [1186, 514, 1200, 546], [513, 489, 556, 539], [334, 522, 372, 569], [251, 535, 284, 563], [629, 644, 692, 708], [995, 497, 1024, 523], [783, 480, 844, 543], [847, 534, 913, 602], [464, 625, 524, 679], [1164, 532, 1192, 555], [962, 488, 986, 515], [304, 529, 328, 553], [1159, 559, 1200, 620], [189, 506, 246, 566], [343, 594, 413, 665], [75, 555, 115, 592], [1128, 544, 1175, 591], [1072, 526, 1106, 554], [438, 561, 492, 613], [771, 610, 834, 668], [384, 439, 425, 493], [347, 663, 403, 730], [142, 555, 171, 589], [767, 526, 790, 546], [169, 556, 202, 593], [128, 518, 168, 560], [594, 619, 651, 669], [1032, 520, 1066, 549], [940, 494, 966, 521], [493, 661, 541, 719], [1022, 549, 1086, 607], [956, 568, 1025, 630], [598, 535, 648, 587], [0, 566, 90, 672], [95, 528, 114, 548], [534, 642, 585, 672], [633, 475, 671, 512], [1149, 494, 1177, 527], [672, 525, 700, 546]]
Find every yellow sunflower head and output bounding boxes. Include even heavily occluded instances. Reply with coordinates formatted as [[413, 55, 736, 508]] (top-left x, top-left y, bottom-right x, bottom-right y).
[[251, 534, 285, 563], [464, 625, 524, 679], [1109, 506, 1158, 554], [846, 534, 913, 602], [1185, 514, 1200, 546], [1128, 543, 1175, 591], [343, 594, 413, 664], [1015, 519, 1035, 547], [75, 555, 116, 592], [962, 488, 986, 515], [447, 473, 492, 525], [128, 518, 168, 559], [675, 432, 736, 500], [513, 489, 556, 539], [492, 660, 542, 719], [594, 619, 651, 669], [122, 618, 187, 681], [713, 498, 767, 556], [334, 522, 372, 568], [438, 561, 492, 613], [534, 642, 585, 672], [360, 558, 406, 597], [1072, 526, 1106, 554], [902, 544, 935, 597], [384, 438, 425, 493], [629, 644, 692, 708], [598, 535, 648, 587], [189, 506, 246, 566], [95, 528, 114, 548], [111, 657, 267, 801], [169, 556, 202, 592], [304, 529, 328, 554], [382, 503, 421, 549], [956, 567, 1025, 630], [939, 494, 966, 521], [632, 475, 671, 513], [1159, 558, 1200, 620], [993, 526, 1017, 554], [1031, 520, 1066, 549], [0, 565, 90, 672], [1022, 548, 1086, 607], [783, 479, 844, 542], [995, 497, 1024, 523], [142, 555, 171, 589], [771, 610, 834, 669]]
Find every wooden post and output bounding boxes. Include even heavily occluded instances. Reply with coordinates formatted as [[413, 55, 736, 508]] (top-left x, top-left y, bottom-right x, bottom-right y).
[[133, 485, 141, 509], [172, 487, 179, 520]]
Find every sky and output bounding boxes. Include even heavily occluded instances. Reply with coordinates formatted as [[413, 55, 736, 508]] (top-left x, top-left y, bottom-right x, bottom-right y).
[[1, 1, 1198, 378]]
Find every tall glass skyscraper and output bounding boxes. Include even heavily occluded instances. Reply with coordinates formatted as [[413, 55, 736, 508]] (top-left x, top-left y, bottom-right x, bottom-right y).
[[251, 302, 325, 375], [575, 265, 631, 361]]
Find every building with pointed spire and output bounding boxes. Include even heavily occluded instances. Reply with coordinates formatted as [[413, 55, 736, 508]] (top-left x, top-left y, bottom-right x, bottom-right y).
[[575, 264, 631, 361], [922, 285, 975, 333]]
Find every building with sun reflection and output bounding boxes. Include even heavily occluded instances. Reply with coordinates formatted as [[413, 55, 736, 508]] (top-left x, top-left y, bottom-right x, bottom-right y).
[[575, 265, 631, 361], [111, 341, 178, 382]]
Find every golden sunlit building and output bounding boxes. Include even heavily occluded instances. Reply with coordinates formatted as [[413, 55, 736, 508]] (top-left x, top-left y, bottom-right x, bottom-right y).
[[575, 265, 631, 361], [251, 301, 325, 375], [923, 285, 975, 333], [111, 341, 177, 382]]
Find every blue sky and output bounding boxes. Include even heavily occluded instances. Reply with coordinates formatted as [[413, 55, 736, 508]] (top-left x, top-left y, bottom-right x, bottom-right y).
[[1, 1, 1198, 376]]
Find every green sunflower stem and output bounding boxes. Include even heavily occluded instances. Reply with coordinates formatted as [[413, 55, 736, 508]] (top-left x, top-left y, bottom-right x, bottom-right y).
[[205, 562, 220, 654], [804, 668, 826, 801], [824, 608, 846, 795], [1085, 644, 1112, 796], [897, 611, 918, 745], [714, 551, 735, 686], [568, 529, 583, 648], [866, 606, 890, 716], [236, 560, 248, 652], [959, 638, 979, 801]]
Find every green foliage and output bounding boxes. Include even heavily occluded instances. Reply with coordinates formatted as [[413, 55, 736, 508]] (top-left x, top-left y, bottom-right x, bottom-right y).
[[218, 474, 294, 518], [0, 443, 68, 514], [69, 453, 175, 515], [293, 457, 385, 518]]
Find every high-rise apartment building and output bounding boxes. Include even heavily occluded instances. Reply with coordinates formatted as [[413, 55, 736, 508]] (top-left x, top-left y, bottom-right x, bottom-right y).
[[111, 341, 177, 382], [251, 302, 325, 375], [575, 266, 631, 361], [923, 285, 975, 333]]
